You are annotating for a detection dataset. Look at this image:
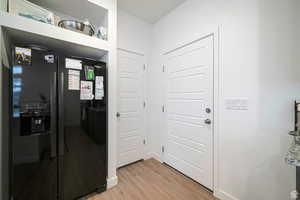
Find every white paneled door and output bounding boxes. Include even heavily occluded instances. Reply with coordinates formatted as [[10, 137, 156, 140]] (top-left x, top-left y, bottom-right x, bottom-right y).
[[164, 36, 214, 190], [117, 50, 145, 167]]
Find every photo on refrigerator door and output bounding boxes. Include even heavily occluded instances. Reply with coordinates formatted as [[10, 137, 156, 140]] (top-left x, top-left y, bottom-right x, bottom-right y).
[[15, 47, 32, 65]]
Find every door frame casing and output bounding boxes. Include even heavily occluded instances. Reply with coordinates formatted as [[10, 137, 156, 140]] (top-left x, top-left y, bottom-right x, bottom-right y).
[[161, 28, 220, 196], [116, 48, 148, 168]]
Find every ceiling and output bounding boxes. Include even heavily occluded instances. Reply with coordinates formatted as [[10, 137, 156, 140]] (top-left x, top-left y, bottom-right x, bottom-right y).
[[118, 0, 186, 23]]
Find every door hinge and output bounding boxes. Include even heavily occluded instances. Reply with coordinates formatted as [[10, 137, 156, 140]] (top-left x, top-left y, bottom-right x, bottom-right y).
[[143, 64, 146, 71], [162, 65, 166, 72], [162, 105, 165, 112], [143, 101, 146, 108], [143, 139, 146, 145], [162, 146, 165, 153]]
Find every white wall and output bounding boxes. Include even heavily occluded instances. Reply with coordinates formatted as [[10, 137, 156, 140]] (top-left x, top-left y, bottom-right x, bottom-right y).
[[106, 0, 118, 188], [149, 0, 300, 200], [117, 9, 152, 158], [117, 9, 152, 55], [0, 0, 7, 11]]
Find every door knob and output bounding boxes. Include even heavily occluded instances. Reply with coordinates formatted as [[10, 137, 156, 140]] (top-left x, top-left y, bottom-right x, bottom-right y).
[[204, 119, 211, 125], [116, 112, 120, 118]]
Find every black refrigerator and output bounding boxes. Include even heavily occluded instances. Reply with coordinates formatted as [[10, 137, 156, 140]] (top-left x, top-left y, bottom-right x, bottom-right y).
[[9, 47, 108, 200]]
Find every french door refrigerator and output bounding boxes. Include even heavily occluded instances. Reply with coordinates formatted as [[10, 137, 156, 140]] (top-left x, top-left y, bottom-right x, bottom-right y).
[[10, 47, 107, 200]]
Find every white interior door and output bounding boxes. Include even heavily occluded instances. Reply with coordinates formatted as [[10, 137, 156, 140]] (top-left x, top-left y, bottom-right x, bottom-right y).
[[117, 50, 145, 167], [163, 36, 214, 190]]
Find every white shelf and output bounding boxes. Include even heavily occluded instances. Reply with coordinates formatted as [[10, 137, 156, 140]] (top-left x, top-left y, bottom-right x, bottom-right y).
[[0, 11, 109, 52], [27, 0, 108, 29]]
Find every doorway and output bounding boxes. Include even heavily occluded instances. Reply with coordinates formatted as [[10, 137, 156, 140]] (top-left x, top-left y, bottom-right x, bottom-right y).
[[163, 35, 214, 190], [117, 49, 146, 167]]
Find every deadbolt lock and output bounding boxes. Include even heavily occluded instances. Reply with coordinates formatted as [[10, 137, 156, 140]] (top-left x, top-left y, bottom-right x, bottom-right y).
[[206, 108, 211, 113]]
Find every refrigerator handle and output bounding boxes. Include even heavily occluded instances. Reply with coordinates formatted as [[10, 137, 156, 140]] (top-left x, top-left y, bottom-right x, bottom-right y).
[[58, 71, 64, 156], [50, 72, 57, 158]]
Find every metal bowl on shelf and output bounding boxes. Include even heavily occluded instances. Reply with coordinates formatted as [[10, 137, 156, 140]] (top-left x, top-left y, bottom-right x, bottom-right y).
[[286, 130, 300, 166], [58, 20, 95, 36], [289, 130, 300, 137]]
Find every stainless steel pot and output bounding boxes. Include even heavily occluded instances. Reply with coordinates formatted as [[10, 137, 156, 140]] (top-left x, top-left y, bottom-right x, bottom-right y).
[[58, 20, 95, 36]]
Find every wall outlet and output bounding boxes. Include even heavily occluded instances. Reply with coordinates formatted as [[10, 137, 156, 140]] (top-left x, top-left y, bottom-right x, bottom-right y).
[[290, 190, 298, 200]]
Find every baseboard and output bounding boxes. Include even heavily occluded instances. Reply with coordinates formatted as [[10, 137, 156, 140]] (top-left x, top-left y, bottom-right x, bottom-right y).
[[147, 152, 162, 163], [144, 151, 153, 160], [106, 176, 118, 189], [147, 153, 239, 200], [214, 190, 239, 200]]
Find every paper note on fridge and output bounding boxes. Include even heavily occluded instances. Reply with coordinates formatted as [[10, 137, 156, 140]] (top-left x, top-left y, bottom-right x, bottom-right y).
[[68, 70, 80, 90], [65, 58, 82, 70], [80, 81, 94, 100], [95, 76, 104, 100]]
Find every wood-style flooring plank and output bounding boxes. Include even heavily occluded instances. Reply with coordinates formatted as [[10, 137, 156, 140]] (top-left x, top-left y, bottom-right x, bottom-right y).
[[88, 159, 217, 200]]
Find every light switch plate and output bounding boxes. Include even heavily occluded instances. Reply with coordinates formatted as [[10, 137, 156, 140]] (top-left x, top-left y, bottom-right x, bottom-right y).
[[225, 98, 249, 110]]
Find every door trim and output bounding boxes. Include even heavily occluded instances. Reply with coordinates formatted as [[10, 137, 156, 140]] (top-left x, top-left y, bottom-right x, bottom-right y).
[[161, 28, 220, 195], [117, 48, 147, 167], [117, 48, 145, 57]]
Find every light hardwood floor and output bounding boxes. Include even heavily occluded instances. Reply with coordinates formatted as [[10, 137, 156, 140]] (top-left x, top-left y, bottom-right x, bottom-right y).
[[88, 159, 216, 200]]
